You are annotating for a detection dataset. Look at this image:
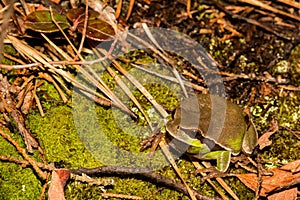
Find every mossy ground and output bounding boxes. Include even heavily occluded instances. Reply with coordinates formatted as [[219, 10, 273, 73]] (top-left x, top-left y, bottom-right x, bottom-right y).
[[1, 41, 300, 200], [0, 130, 42, 200]]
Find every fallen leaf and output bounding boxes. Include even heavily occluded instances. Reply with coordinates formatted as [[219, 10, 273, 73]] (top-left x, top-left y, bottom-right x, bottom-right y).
[[48, 169, 70, 200], [280, 160, 300, 173], [235, 173, 258, 192], [25, 10, 69, 33], [66, 7, 115, 41], [267, 187, 297, 200], [236, 161, 300, 197], [86, 0, 118, 33], [77, 19, 115, 41], [66, 7, 99, 23], [257, 120, 278, 150]]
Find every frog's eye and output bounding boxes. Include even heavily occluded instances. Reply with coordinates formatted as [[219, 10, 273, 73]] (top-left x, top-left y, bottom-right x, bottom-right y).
[[244, 115, 252, 130]]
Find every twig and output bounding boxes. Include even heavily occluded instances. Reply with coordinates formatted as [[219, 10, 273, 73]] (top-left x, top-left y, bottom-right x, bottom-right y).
[[238, 0, 300, 22], [125, 0, 135, 20], [39, 173, 50, 200], [49, 6, 80, 58], [102, 192, 142, 200], [190, 158, 238, 200], [211, 0, 293, 40], [76, 0, 89, 56], [0, 1, 15, 58], [3, 52, 27, 65], [186, 0, 192, 18], [70, 173, 114, 186], [71, 166, 221, 200], [220, 71, 289, 84], [132, 63, 207, 93], [0, 155, 54, 171], [0, 74, 39, 153], [33, 79, 45, 117], [115, 0, 122, 19]]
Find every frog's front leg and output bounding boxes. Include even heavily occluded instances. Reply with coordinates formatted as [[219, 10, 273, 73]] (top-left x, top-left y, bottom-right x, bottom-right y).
[[171, 129, 231, 172], [201, 150, 231, 172]]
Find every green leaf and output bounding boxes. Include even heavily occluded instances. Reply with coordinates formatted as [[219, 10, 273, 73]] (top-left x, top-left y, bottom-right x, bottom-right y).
[[77, 19, 115, 41], [67, 7, 115, 41], [25, 10, 69, 33], [66, 7, 99, 23]]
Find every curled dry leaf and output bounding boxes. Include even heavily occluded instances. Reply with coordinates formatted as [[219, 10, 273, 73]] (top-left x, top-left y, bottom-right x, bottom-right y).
[[267, 187, 297, 200], [48, 169, 70, 200], [257, 120, 279, 150], [280, 160, 300, 173], [236, 160, 300, 197]]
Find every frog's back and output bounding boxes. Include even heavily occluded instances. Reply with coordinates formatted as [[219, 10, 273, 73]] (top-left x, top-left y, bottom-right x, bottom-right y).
[[180, 94, 246, 155]]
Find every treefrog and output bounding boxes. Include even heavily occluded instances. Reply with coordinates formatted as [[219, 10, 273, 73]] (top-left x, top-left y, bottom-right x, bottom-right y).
[[166, 94, 257, 172]]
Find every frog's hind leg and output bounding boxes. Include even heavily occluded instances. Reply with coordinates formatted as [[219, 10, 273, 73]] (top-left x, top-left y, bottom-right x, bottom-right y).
[[201, 150, 231, 172]]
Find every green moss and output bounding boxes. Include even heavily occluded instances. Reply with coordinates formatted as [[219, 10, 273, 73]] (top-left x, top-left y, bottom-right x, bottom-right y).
[[1, 45, 17, 66], [26, 105, 101, 169], [287, 44, 300, 85], [260, 92, 300, 165], [35, 80, 66, 111], [257, 45, 300, 166], [0, 130, 42, 200]]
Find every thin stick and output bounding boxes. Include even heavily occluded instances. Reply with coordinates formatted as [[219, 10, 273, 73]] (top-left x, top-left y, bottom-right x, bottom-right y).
[[187, 0, 192, 18], [34, 80, 45, 117], [49, 6, 81, 59], [77, 0, 89, 56], [238, 0, 300, 22], [125, 0, 135, 20], [72, 165, 219, 200], [132, 63, 207, 93], [115, 0, 122, 18], [141, 23, 188, 98], [159, 139, 197, 200], [190, 159, 231, 200]]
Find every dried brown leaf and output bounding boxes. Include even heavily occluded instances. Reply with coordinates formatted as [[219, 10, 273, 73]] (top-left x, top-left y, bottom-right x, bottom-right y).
[[235, 173, 258, 191], [257, 120, 278, 150], [236, 161, 300, 197], [267, 187, 297, 200], [280, 160, 300, 173], [48, 169, 70, 200]]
